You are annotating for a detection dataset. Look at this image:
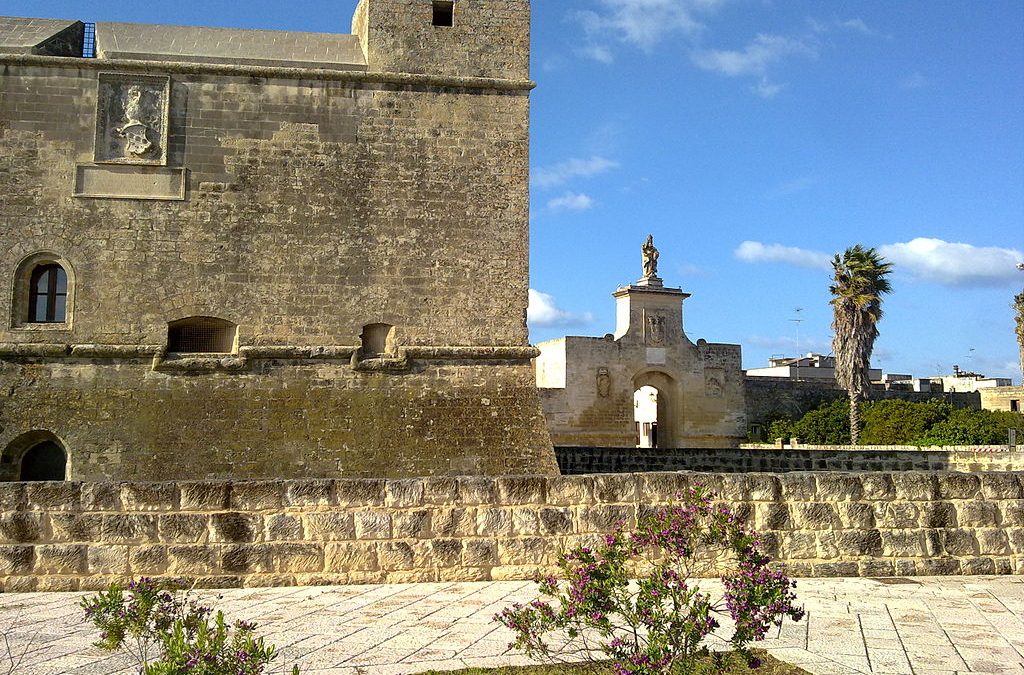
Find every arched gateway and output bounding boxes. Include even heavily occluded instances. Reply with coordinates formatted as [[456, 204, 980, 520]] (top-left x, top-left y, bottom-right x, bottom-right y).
[[536, 237, 746, 449]]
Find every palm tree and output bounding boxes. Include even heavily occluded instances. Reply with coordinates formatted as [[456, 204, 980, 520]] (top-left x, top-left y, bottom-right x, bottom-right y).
[[830, 246, 893, 444], [1014, 288, 1024, 381]]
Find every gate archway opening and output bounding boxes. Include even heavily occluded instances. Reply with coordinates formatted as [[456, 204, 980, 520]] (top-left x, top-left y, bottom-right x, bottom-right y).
[[631, 370, 678, 448], [634, 385, 660, 448]]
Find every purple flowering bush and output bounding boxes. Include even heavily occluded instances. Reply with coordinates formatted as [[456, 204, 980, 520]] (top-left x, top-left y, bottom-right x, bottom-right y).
[[81, 578, 299, 675], [495, 484, 804, 673]]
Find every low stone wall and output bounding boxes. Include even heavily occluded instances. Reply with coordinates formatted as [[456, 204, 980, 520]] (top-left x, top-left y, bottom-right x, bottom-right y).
[[556, 447, 1024, 474], [1, 472, 1022, 592]]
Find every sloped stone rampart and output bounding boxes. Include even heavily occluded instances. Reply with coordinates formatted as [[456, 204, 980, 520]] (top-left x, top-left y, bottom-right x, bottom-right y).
[[0, 472, 1021, 592]]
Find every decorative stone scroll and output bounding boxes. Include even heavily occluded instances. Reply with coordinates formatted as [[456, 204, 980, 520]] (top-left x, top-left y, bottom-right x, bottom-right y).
[[94, 73, 170, 165]]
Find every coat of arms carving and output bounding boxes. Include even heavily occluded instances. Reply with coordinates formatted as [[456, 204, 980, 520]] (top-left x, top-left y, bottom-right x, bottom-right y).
[[95, 74, 170, 165], [646, 314, 666, 345]]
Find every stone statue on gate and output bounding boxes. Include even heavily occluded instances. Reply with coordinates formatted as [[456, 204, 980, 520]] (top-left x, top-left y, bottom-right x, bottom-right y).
[[641, 234, 660, 280]]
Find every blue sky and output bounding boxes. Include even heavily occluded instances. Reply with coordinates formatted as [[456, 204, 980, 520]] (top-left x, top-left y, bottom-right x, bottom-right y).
[[9, 1, 1024, 381]]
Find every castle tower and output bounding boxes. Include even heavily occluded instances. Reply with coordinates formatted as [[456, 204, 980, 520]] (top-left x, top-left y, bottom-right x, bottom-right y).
[[0, 5, 553, 481], [353, 0, 530, 79]]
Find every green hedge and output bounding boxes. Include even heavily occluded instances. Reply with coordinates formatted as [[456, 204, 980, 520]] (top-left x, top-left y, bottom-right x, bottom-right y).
[[767, 399, 1023, 446]]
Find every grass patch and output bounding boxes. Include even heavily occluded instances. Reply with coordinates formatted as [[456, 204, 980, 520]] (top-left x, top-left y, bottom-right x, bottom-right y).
[[421, 650, 810, 675]]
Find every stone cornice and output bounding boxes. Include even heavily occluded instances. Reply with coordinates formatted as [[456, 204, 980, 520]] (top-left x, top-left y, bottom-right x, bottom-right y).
[[0, 343, 540, 363], [0, 53, 536, 92]]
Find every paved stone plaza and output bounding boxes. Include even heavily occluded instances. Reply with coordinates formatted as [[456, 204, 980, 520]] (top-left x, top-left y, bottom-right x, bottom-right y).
[[0, 576, 1021, 674]]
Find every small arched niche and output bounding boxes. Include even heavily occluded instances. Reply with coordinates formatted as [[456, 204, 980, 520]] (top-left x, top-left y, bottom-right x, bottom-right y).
[[2, 431, 68, 482], [361, 323, 396, 358], [167, 316, 237, 354]]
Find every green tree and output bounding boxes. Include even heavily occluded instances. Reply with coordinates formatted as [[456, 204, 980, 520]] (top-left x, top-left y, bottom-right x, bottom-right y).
[[791, 399, 850, 444], [916, 408, 1024, 446], [860, 399, 952, 445], [830, 246, 893, 445]]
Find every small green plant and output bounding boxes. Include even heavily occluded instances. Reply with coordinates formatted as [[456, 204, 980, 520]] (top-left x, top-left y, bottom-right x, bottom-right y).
[[81, 577, 299, 675], [495, 484, 804, 674]]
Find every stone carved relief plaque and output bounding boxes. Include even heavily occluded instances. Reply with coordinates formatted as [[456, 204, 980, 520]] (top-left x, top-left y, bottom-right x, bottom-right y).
[[596, 367, 611, 398], [705, 367, 724, 398], [94, 74, 170, 166], [646, 313, 666, 346]]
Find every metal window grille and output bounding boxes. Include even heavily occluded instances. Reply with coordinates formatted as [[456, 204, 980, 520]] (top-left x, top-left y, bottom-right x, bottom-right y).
[[168, 318, 235, 353], [82, 23, 96, 58]]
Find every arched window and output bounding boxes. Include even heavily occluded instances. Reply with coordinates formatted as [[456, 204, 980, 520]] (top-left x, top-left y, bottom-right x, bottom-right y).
[[28, 264, 68, 323], [19, 441, 67, 481], [167, 316, 237, 353], [12, 253, 75, 330]]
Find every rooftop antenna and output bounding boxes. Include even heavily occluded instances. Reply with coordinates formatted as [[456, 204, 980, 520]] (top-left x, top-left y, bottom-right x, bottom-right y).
[[790, 307, 803, 381]]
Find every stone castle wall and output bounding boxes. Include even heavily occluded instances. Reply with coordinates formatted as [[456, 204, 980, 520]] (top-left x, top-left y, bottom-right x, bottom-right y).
[[556, 447, 1024, 475], [744, 377, 982, 430], [0, 0, 556, 479], [2, 471, 1022, 592]]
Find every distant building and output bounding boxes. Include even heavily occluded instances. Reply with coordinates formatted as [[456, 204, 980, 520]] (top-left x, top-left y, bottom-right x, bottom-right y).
[[745, 353, 883, 384], [980, 386, 1024, 413], [926, 366, 1013, 393]]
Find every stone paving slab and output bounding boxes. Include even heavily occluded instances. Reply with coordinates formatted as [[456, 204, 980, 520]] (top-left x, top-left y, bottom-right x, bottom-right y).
[[0, 577, 1022, 674]]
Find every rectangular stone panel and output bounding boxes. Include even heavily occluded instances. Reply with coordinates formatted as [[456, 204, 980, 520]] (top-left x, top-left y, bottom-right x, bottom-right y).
[[94, 73, 170, 165], [74, 165, 186, 200]]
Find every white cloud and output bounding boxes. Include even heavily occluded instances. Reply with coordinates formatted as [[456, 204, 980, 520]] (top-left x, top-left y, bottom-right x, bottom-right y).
[[576, 45, 614, 63], [736, 237, 1024, 289], [691, 33, 817, 77], [574, 0, 727, 55], [751, 78, 786, 99], [532, 156, 619, 189], [902, 72, 929, 89], [734, 241, 831, 270], [547, 192, 595, 212], [528, 289, 595, 328], [808, 17, 888, 39], [837, 18, 877, 36], [878, 238, 1024, 288]]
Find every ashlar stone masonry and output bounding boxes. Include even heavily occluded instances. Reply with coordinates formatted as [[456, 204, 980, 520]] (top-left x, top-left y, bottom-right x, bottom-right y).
[[1, 470, 1022, 592], [0, 2, 557, 480]]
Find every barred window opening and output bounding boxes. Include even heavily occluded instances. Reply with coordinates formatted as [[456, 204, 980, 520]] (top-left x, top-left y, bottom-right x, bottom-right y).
[[167, 316, 237, 353]]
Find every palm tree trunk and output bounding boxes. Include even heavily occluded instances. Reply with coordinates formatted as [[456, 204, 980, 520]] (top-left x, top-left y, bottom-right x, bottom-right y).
[[849, 391, 862, 445]]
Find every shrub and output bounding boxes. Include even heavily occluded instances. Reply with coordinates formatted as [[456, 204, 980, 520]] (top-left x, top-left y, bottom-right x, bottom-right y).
[[495, 484, 804, 674], [915, 407, 1024, 446], [860, 399, 952, 445], [81, 578, 299, 675], [790, 398, 849, 445], [765, 418, 794, 443]]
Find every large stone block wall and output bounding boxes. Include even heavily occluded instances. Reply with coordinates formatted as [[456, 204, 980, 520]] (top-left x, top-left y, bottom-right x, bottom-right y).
[[0, 4, 556, 478], [744, 378, 982, 430], [556, 447, 1024, 475], [2, 471, 1022, 592]]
